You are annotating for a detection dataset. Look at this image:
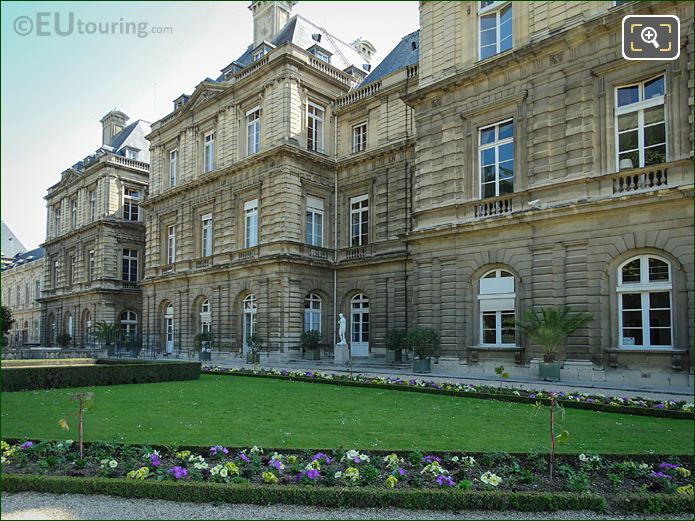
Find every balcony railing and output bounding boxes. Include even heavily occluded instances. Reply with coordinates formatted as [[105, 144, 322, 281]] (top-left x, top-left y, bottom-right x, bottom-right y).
[[306, 245, 330, 260], [119, 281, 139, 289], [195, 259, 210, 269], [612, 165, 668, 194], [346, 246, 366, 260], [475, 195, 514, 218], [237, 247, 259, 262], [336, 80, 383, 108], [108, 155, 150, 172]]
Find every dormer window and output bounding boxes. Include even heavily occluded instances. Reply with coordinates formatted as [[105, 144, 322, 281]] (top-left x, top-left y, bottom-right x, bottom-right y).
[[309, 45, 332, 64], [125, 148, 138, 160], [253, 49, 267, 61]]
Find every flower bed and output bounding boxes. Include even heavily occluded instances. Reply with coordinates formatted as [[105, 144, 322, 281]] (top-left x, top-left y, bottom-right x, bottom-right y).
[[1, 440, 693, 513], [201, 366, 694, 419]]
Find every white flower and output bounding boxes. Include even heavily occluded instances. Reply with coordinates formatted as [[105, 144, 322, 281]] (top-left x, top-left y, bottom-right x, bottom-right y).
[[421, 461, 448, 476], [109, 460, 118, 469], [450, 456, 460, 463], [250, 445, 262, 455], [334, 471, 342, 479], [211, 465, 221, 475], [194, 462, 209, 470], [100, 459, 109, 466], [220, 467, 228, 478], [65, 440, 74, 446], [481, 471, 502, 487], [461, 456, 476, 467], [579, 453, 588, 462], [1, 456, 6, 464]]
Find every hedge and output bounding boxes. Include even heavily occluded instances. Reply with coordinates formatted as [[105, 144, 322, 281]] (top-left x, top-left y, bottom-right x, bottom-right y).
[[2, 360, 201, 392], [613, 494, 695, 514], [201, 370, 694, 420], [1, 474, 609, 512]]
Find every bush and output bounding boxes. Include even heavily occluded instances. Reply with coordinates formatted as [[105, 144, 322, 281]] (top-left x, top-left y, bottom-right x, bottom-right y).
[[1, 360, 201, 392], [404, 328, 439, 360], [194, 332, 214, 350], [55, 334, 72, 348], [300, 330, 321, 351], [385, 329, 406, 352]]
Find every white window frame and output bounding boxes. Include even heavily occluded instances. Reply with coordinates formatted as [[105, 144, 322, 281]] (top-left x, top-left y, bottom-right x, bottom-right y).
[[204, 131, 215, 173], [305, 196, 324, 247], [88, 250, 95, 282], [479, 119, 514, 199], [244, 199, 259, 248], [352, 122, 367, 153], [123, 187, 141, 221], [314, 49, 330, 63], [122, 249, 138, 282], [478, 269, 516, 346], [614, 74, 666, 171], [201, 213, 213, 258], [120, 310, 138, 337], [169, 149, 178, 187], [200, 299, 212, 334], [350, 194, 369, 246], [304, 293, 322, 333], [307, 101, 325, 153], [71, 200, 78, 228], [478, 1, 513, 60], [617, 255, 672, 349], [246, 107, 261, 156], [125, 149, 138, 160], [167, 225, 176, 264], [89, 190, 96, 221], [243, 294, 257, 348]]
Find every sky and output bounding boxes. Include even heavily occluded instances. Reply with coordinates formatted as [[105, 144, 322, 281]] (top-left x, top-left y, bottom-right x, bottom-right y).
[[0, 1, 419, 250]]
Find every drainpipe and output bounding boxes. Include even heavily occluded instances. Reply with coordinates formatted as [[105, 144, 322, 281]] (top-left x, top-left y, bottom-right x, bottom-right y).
[[333, 112, 338, 346]]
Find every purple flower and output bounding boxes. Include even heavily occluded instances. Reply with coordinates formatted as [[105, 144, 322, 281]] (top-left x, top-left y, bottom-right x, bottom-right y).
[[586, 398, 595, 403], [311, 452, 332, 464], [353, 456, 362, 464], [654, 403, 665, 409], [397, 468, 406, 476], [305, 371, 314, 378], [281, 370, 289, 376], [305, 469, 320, 480], [19, 441, 33, 450], [149, 453, 160, 467], [270, 460, 283, 471], [436, 475, 455, 487], [409, 379, 417, 386], [210, 445, 229, 457], [422, 455, 442, 464], [168, 466, 188, 480], [659, 462, 679, 470], [529, 394, 536, 399], [239, 453, 251, 463], [650, 471, 673, 479]]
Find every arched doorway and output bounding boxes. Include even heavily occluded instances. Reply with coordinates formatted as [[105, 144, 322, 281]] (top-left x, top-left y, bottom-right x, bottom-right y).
[[164, 303, 174, 355], [242, 294, 256, 354], [21, 321, 28, 345], [350, 293, 369, 357], [47, 313, 56, 345], [82, 309, 92, 347]]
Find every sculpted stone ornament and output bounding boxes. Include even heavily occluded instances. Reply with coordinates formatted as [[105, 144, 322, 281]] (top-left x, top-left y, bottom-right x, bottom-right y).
[[335, 313, 349, 366], [337, 313, 347, 345]]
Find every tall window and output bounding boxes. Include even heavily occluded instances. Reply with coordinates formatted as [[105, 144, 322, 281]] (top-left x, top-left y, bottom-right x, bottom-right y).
[[350, 195, 369, 246], [89, 190, 96, 221], [120, 311, 138, 337], [200, 299, 212, 334], [123, 188, 141, 221], [167, 225, 176, 264], [352, 122, 367, 153], [246, 107, 260, 155], [479, 1, 512, 60], [618, 255, 672, 348], [88, 250, 95, 282], [71, 200, 78, 228], [243, 294, 257, 348], [169, 150, 178, 187], [52, 260, 59, 287], [69, 255, 76, 286], [304, 293, 322, 333], [25, 283, 29, 305], [55, 206, 61, 235], [478, 269, 516, 346], [616, 75, 666, 170], [122, 249, 138, 282], [201, 214, 213, 257], [480, 119, 514, 198], [244, 199, 259, 248], [204, 132, 215, 172], [307, 102, 324, 153], [35, 280, 40, 300], [15, 286, 20, 307], [306, 196, 324, 247]]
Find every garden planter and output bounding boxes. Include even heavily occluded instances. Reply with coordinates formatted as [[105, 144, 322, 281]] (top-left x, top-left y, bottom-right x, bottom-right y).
[[305, 348, 321, 360], [539, 362, 561, 381], [386, 349, 402, 363], [199, 351, 212, 362], [246, 353, 260, 364], [412, 358, 431, 373]]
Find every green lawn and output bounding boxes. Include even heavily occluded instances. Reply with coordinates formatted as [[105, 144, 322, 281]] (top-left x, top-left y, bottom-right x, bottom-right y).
[[1, 375, 692, 454]]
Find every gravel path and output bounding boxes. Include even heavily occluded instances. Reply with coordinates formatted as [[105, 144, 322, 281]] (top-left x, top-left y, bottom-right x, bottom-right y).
[[1, 493, 692, 520]]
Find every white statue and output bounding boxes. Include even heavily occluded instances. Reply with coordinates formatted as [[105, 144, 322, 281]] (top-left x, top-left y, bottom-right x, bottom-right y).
[[338, 313, 347, 344]]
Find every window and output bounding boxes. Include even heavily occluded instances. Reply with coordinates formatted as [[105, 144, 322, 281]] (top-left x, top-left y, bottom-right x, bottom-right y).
[[55, 207, 61, 235], [25, 283, 29, 305], [350, 195, 369, 246], [314, 49, 330, 63], [253, 48, 267, 61], [246, 107, 261, 155], [200, 299, 212, 334], [478, 269, 516, 346], [52, 260, 59, 287], [480, 119, 514, 198], [169, 150, 178, 187], [615, 75, 666, 170], [125, 149, 138, 160], [617, 255, 672, 348], [35, 280, 40, 300], [122, 249, 138, 282], [304, 293, 322, 333], [307, 102, 324, 153], [352, 122, 367, 153], [71, 200, 78, 228], [69, 255, 76, 285], [201, 214, 213, 257], [167, 225, 176, 264], [243, 294, 257, 348], [306, 196, 324, 247], [204, 132, 215, 173], [479, 1, 512, 60], [89, 190, 96, 221], [88, 250, 95, 282], [15, 286, 20, 307], [244, 199, 258, 248], [123, 188, 141, 221], [120, 311, 138, 337]]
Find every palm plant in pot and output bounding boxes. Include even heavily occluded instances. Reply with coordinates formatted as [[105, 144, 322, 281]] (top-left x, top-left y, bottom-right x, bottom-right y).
[[385, 329, 406, 363], [300, 330, 321, 360], [515, 307, 592, 381], [194, 332, 214, 361], [405, 327, 439, 373]]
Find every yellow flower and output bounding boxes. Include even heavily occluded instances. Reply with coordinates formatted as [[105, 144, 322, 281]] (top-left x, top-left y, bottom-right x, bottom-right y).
[[385, 475, 398, 488], [175, 450, 191, 460], [677, 484, 693, 496], [287, 455, 297, 465], [676, 467, 691, 478], [262, 471, 278, 484], [225, 462, 240, 476], [0, 441, 9, 451], [127, 466, 150, 480]]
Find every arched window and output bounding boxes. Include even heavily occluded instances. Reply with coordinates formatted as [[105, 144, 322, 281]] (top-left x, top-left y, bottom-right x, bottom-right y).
[[350, 293, 369, 356], [478, 269, 515, 346], [304, 293, 322, 333], [200, 299, 212, 334], [164, 303, 175, 354], [243, 294, 257, 349], [617, 255, 671, 348], [120, 310, 138, 337], [65, 313, 74, 338]]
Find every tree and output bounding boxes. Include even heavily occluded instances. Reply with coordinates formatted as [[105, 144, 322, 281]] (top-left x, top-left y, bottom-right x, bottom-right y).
[[1, 305, 14, 336], [515, 307, 592, 362]]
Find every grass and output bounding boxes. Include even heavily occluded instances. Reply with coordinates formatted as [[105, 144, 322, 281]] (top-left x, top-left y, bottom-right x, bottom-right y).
[[1, 374, 692, 454]]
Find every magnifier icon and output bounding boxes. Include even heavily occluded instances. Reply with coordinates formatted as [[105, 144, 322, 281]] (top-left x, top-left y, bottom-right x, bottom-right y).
[[640, 26, 660, 49]]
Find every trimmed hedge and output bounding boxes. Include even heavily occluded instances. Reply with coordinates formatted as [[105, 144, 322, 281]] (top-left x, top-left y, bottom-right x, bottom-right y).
[[202, 370, 694, 420], [613, 494, 695, 514], [1, 474, 608, 512], [2, 360, 200, 392]]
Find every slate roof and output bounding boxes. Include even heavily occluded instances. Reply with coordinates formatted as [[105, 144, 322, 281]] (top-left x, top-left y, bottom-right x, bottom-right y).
[[361, 30, 419, 86], [1, 246, 45, 271], [1, 220, 26, 259]]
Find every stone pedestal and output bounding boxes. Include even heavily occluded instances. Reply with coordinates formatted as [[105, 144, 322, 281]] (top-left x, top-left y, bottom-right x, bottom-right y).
[[334, 342, 349, 366]]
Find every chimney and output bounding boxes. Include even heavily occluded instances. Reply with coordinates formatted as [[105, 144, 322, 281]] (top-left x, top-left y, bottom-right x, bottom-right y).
[[249, 1, 296, 48], [100, 109, 129, 146]]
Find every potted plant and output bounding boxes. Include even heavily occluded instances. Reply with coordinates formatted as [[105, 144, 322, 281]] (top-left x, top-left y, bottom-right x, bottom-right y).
[[300, 330, 321, 360], [385, 329, 406, 363], [405, 327, 439, 373], [56, 333, 72, 348], [246, 333, 262, 364], [194, 332, 214, 362], [515, 307, 592, 382]]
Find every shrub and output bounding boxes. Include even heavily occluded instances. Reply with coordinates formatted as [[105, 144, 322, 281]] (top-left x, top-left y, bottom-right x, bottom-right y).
[[194, 332, 214, 350], [405, 328, 439, 360], [384, 329, 406, 352], [300, 331, 321, 352], [55, 334, 72, 348]]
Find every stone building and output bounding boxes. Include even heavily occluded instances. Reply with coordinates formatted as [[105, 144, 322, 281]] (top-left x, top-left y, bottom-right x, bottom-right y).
[[138, 0, 691, 384], [38, 111, 150, 347]]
